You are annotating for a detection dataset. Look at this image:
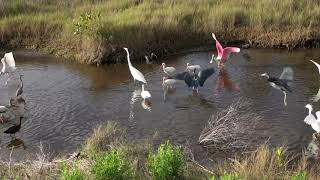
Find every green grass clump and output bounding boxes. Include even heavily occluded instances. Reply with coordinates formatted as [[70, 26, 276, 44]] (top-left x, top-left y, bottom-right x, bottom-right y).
[[291, 171, 309, 180], [62, 165, 86, 180], [91, 150, 133, 180], [148, 141, 185, 180]]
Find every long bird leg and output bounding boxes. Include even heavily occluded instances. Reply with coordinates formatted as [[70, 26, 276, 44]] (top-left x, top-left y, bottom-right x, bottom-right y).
[[282, 91, 287, 106]]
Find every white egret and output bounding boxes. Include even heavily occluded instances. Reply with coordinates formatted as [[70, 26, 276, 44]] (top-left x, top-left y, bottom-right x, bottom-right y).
[[1, 52, 16, 74], [16, 74, 23, 97], [211, 33, 240, 67], [304, 104, 320, 134], [186, 63, 201, 73], [310, 60, 320, 74], [260, 67, 294, 106], [175, 68, 215, 92], [124, 48, 147, 84], [162, 77, 176, 88], [160, 63, 176, 78], [140, 84, 151, 100]]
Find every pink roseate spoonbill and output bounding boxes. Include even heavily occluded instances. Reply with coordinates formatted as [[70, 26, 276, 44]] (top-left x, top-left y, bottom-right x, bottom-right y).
[[186, 63, 201, 73], [304, 104, 320, 134], [124, 48, 147, 84], [160, 63, 176, 78], [260, 67, 294, 106], [140, 84, 151, 100], [210, 33, 240, 67], [175, 68, 215, 92]]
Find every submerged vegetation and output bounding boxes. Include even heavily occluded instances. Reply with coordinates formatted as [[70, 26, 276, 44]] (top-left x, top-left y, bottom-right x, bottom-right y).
[[0, 0, 319, 65], [0, 121, 320, 179]]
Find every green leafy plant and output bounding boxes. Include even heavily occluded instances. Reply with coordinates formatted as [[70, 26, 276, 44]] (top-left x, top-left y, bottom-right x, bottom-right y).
[[62, 164, 86, 180], [291, 171, 309, 180], [73, 11, 101, 35], [91, 150, 132, 180], [148, 141, 185, 180]]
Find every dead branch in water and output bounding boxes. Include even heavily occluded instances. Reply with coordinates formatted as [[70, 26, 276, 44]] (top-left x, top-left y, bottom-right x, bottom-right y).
[[199, 98, 264, 152]]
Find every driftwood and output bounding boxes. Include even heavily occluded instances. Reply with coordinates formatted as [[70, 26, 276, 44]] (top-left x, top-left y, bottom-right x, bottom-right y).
[[199, 98, 264, 152]]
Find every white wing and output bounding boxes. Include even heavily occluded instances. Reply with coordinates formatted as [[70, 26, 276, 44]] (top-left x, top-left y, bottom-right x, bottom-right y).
[[130, 67, 147, 84], [315, 111, 320, 121], [310, 60, 320, 74], [279, 67, 293, 81], [4, 52, 16, 69], [304, 114, 317, 125]]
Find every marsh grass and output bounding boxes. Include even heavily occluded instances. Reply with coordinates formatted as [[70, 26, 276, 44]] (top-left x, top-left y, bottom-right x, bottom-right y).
[[0, 0, 319, 64]]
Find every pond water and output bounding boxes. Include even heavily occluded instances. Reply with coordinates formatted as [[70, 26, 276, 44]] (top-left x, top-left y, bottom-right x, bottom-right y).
[[0, 49, 320, 163]]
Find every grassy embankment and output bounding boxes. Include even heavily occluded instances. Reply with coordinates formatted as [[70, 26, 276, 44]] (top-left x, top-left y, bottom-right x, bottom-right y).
[[0, 121, 320, 179], [0, 0, 319, 65]]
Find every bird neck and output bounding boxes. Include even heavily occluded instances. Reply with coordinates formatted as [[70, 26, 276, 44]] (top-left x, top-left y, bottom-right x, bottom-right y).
[[142, 85, 145, 91], [308, 107, 313, 115], [125, 50, 132, 67], [19, 117, 22, 126]]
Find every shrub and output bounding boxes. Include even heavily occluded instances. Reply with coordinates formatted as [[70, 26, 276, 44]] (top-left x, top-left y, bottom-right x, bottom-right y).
[[148, 141, 185, 180], [62, 165, 86, 180], [91, 150, 132, 180], [291, 171, 309, 180]]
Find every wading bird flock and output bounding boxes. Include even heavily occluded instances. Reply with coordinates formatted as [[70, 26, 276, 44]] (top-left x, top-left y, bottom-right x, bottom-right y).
[[1, 33, 319, 145], [123, 33, 320, 139], [0, 52, 26, 138]]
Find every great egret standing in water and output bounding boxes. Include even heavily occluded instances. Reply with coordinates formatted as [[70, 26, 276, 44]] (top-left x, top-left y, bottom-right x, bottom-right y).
[[310, 60, 320, 74], [124, 48, 147, 84], [140, 84, 151, 100], [210, 33, 240, 67], [304, 104, 320, 134], [16, 74, 23, 97], [175, 68, 215, 92], [260, 67, 294, 106]]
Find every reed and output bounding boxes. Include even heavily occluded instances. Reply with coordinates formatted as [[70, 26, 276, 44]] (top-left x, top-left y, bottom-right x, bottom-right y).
[[0, 0, 319, 64]]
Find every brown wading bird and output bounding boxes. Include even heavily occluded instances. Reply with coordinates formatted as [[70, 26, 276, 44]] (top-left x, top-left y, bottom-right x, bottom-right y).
[[16, 74, 24, 97]]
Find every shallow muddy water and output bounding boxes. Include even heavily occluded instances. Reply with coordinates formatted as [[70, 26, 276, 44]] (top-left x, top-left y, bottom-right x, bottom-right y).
[[0, 49, 320, 162]]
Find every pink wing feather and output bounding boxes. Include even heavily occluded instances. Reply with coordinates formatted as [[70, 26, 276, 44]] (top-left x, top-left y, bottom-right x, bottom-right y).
[[212, 33, 223, 59], [220, 47, 240, 64]]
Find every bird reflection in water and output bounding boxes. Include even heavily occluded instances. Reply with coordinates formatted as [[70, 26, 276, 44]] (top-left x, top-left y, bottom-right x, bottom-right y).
[[214, 67, 240, 95], [7, 138, 26, 150], [129, 89, 141, 121], [141, 99, 152, 111]]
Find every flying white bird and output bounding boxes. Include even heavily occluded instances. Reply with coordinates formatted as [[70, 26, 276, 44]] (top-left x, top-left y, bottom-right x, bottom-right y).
[[124, 48, 147, 84], [304, 104, 320, 134], [210, 33, 240, 67], [140, 84, 151, 100]]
